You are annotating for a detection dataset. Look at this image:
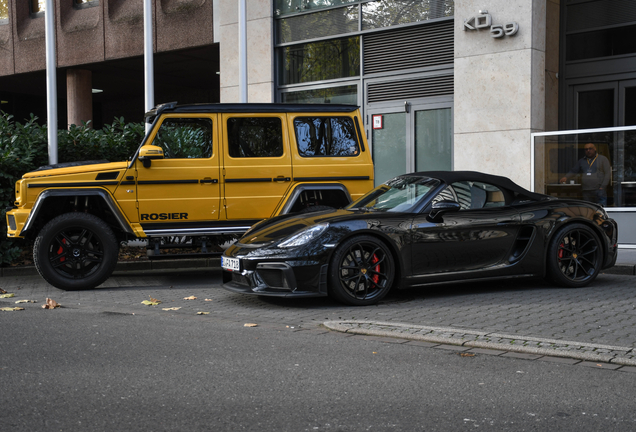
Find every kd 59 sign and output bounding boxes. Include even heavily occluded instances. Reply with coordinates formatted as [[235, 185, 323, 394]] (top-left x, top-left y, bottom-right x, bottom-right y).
[[463, 11, 519, 38]]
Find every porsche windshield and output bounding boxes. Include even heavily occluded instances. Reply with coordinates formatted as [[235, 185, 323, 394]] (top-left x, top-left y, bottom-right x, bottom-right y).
[[347, 176, 440, 212]]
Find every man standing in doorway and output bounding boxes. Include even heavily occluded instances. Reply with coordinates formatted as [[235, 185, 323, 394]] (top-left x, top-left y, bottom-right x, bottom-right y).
[[560, 143, 611, 206]]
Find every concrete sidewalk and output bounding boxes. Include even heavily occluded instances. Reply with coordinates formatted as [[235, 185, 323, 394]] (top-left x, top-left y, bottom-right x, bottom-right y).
[[2, 248, 635, 277]]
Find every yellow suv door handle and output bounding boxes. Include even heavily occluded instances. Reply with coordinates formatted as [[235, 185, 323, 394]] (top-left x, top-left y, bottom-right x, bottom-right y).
[[201, 178, 218, 184], [275, 176, 291, 182]]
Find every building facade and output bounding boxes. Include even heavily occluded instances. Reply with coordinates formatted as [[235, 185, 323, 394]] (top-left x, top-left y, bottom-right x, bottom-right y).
[[1, 0, 635, 244]]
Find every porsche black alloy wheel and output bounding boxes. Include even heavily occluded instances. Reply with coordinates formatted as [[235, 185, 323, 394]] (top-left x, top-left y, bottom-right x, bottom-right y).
[[329, 235, 395, 306], [33, 213, 119, 291], [546, 223, 602, 288]]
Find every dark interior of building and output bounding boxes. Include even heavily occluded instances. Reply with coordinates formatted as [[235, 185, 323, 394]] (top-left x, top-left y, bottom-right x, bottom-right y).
[[0, 45, 219, 129]]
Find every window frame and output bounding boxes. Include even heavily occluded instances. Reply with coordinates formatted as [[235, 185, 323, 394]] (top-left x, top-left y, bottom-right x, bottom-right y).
[[151, 117, 214, 160], [73, 0, 100, 10], [29, 0, 45, 18], [293, 116, 361, 158], [226, 117, 285, 159], [0, 0, 9, 25]]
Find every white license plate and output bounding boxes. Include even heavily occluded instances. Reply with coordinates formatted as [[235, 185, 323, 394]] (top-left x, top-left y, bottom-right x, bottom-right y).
[[221, 256, 240, 271]]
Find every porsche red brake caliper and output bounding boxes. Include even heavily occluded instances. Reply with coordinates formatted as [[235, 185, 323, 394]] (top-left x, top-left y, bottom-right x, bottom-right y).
[[558, 242, 564, 259], [57, 239, 67, 262], [371, 254, 380, 284]]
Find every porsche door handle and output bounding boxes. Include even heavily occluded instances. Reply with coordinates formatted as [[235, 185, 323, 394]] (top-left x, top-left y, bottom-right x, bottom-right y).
[[275, 176, 291, 182], [201, 178, 218, 184]]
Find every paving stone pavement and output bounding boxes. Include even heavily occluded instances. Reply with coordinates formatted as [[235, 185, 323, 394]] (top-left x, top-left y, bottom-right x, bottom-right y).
[[2, 267, 636, 366]]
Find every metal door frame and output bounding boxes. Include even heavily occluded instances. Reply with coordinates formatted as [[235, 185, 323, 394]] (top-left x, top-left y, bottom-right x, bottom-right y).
[[365, 98, 454, 173]]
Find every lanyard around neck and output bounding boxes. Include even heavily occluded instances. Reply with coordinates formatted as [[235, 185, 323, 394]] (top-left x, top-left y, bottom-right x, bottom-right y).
[[586, 155, 597, 168]]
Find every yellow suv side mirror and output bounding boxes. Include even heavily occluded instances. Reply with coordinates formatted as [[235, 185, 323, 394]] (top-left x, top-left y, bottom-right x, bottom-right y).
[[138, 145, 164, 168]]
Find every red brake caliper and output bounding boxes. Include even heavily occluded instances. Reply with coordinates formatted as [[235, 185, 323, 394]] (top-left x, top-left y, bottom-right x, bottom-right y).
[[371, 254, 380, 284], [558, 242, 564, 259], [57, 239, 66, 262]]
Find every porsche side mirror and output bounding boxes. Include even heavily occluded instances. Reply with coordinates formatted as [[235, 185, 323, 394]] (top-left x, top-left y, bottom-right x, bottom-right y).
[[138, 145, 164, 168], [427, 200, 460, 222]]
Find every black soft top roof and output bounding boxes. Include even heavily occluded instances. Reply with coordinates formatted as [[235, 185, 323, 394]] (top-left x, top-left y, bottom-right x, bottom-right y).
[[408, 170, 550, 202], [144, 102, 360, 119]]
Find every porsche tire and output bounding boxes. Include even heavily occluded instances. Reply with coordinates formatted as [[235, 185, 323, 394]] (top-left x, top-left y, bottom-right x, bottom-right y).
[[546, 223, 602, 288], [329, 235, 394, 306], [33, 213, 119, 291]]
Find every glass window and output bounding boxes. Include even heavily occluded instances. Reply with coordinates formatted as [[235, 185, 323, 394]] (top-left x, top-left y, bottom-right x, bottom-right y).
[[278, 36, 360, 85], [566, 24, 636, 62], [281, 85, 357, 104], [578, 89, 614, 129], [0, 0, 8, 23], [444, 181, 505, 210], [415, 107, 452, 172], [227, 118, 284, 158], [74, 0, 99, 8], [348, 176, 440, 213], [152, 118, 213, 159], [626, 86, 636, 126], [31, 0, 45, 13], [372, 112, 406, 186], [535, 133, 618, 206], [277, 6, 358, 44], [275, 0, 359, 17], [362, 0, 454, 30], [294, 117, 359, 157]]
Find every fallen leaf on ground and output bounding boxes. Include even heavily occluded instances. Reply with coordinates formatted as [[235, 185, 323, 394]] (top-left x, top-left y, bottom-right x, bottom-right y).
[[1, 293, 15, 298], [162, 307, 181, 311], [1, 307, 25, 312], [197, 312, 210, 315], [183, 296, 197, 300], [42, 298, 60, 309], [141, 300, 160, 306], [244, 323, 258, 327], [204, 299, 213, 302], [459, 353, 476, 357], [0, 288, 6, 294], [149, 296, 162, 304], [15, 300, 36, 304]]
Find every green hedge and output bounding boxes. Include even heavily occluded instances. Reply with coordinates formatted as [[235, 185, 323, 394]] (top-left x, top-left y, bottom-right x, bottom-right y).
[[0, 112, 145, 266]]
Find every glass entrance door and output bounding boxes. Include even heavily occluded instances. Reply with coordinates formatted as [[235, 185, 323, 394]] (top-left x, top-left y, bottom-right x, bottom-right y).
[[567, 79, 636, 207], [368, 102, 453, 186], [619, 80, 636, 206]]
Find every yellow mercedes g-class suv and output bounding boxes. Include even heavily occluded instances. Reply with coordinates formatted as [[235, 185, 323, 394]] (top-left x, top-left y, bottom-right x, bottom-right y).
[[5, 103, 374, 290]]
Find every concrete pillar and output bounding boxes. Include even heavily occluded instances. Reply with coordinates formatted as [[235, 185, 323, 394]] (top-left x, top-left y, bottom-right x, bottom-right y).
[[453, 0, 547, 189], [218, 0, 274, 103], [67, 69, 93, 128]]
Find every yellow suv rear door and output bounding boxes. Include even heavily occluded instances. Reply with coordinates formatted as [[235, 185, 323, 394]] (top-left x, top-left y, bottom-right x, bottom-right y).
[[221, 113, 292, 220], [287, 112, 374, 202]]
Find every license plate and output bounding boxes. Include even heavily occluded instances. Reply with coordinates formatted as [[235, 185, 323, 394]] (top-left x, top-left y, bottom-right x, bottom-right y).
[[221, 256, 240, 272]]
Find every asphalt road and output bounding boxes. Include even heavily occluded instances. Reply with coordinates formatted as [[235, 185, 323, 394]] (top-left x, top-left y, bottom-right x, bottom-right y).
[[2, 305, 636, 431], [2, 270, 636, 431]]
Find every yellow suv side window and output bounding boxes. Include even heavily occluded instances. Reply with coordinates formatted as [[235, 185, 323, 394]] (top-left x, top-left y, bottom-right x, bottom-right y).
[[154, 118, 213, 159], [294, 117, 360, 157], [227, 117, 283, 158]]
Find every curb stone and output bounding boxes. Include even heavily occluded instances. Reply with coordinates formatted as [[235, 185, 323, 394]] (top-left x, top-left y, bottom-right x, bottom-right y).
[[323, 320, 636, 367]]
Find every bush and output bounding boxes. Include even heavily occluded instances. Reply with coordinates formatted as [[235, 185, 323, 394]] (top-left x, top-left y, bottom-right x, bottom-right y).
[[0, 112, 145, 266]]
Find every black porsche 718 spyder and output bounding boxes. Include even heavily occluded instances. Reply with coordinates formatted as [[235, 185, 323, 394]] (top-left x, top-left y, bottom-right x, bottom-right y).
[[221, 171, 618, 306]]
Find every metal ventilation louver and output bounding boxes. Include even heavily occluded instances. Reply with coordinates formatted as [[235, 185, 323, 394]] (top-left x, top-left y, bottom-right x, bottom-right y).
[[364, 20, 453, 75], [367, 74, 453, 103]]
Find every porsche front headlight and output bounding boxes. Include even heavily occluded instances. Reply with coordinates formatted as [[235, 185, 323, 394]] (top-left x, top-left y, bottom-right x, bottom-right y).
[[278, 223, 329, 248]]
